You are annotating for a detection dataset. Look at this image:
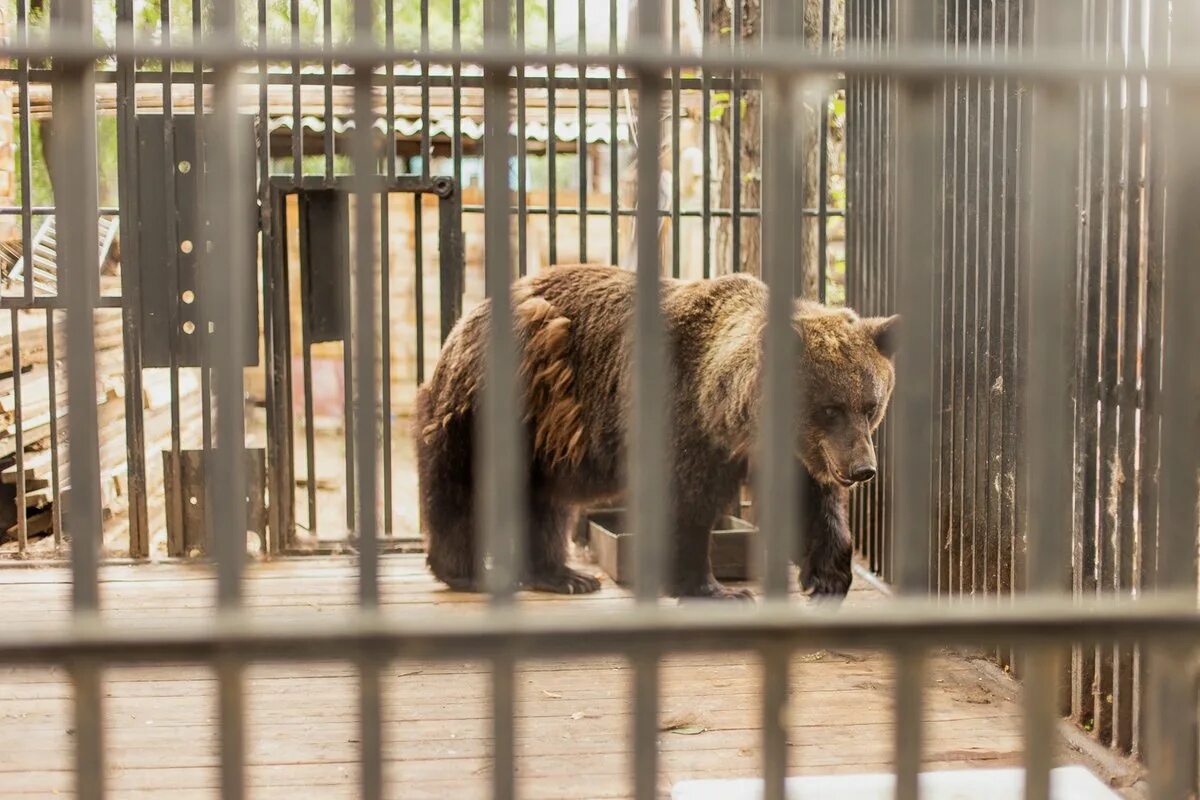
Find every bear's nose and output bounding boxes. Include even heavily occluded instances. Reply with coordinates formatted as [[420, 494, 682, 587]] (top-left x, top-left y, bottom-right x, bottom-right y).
[[849, 465, 877, 483]]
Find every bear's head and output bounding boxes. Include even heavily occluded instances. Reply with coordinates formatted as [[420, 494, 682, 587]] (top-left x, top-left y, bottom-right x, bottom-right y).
[[794, 307, 899, 488]]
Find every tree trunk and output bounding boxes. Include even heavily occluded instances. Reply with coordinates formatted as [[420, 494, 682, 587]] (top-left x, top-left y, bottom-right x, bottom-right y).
[[710, 0, 831, 299]]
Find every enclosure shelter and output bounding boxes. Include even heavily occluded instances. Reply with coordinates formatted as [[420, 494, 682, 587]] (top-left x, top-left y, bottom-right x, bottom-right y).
[[0, 0, 1197, 798]]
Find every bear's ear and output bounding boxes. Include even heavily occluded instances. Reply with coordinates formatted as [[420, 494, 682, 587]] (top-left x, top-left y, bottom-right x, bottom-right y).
[[864, 315, 900, 359]]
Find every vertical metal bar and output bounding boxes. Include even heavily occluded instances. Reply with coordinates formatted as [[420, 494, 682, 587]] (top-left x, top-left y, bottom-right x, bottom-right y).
[[481, 0, 523, 609], [196, 0, 214, 465], [1113, 0, 1142, 751], [609, 0, 620, 264], [760, 645, 790, 800], [966, 0, 983, 600], [1135, 0, 1168, 758], [337, 0, 356, 537], [517, 0, 529, 276], [55, 1, 105, 797], [988, 0, 1017, 614], [481, 0, 521, 797], [864, 0, 878, 571], [162, 0, 185, 563], [700, 0, 711, 279], [893, 0, 937, 791], [971, 0, 987, 599], [452, 0, 463, 202], [579, 0, 589, 263], [417, 0, 431, 381], [57, 0, 104, 633], [291, 0, 302, 180], [1149, 2, 1200, 795], [414, 195, 426, 384], [1094, 0, 1123, 742], [256, 0, 275, 551], [15, 0, 32, 309], [730, 0, 741, 275], [111, 0, 148, 558], [1023, 1, 1082, 797], [421, 0, 431, 179], [952, 0, 967, 594], [268, 186, 298, 551], [983, 0, 1006, 651], [929, 0, 945, 595], [204, 0, 251, 796], [632, 1, 667, 796], [547, 0, 558, 265], [933, 0, 951, 596], [670, 0, 681, 278], [816, 0, 831, 301], [9, 311, 25, 554], [758, 0, 802, 787], [323, 0, 335, 178], [352, 2, 381, 613], [1008, 0, 1030, 648], [894, 648, 924, 800], [381, 0, 396, 538], [12, 0, 32, 553], [350, 4, 382, 797], [894, 0, 936, 603], [46, 311, 63, 546], [945, 0, 962, 597], [298, 199, 319, 535]]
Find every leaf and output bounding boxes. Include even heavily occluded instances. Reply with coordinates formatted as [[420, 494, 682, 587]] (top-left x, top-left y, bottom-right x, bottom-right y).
[[542, 690, 564, 699], [664, 723, 707, 736]]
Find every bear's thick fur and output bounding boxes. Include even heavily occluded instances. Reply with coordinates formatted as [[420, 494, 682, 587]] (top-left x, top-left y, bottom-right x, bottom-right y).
[[416, 264, 898, 599]]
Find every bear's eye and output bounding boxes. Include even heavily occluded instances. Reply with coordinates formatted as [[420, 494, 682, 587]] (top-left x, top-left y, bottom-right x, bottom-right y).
[[819, 405, 841, 422]]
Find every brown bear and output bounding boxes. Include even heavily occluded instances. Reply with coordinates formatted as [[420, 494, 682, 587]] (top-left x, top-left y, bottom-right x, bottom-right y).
[[416, 264, 897, 599]]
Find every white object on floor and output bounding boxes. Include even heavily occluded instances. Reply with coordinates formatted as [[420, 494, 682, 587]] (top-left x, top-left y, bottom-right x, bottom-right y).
[[671, 766, 1120, 800]]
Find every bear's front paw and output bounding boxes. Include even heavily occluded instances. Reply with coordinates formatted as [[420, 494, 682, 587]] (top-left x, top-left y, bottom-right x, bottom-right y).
[[801, 568, 852, 602], [526, 567, 603, 595], [675, 579, 756, 603]]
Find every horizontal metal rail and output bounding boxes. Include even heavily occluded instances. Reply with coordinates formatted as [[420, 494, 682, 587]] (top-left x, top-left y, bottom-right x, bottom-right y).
[[2, 594, 1200, 666], [7, 36, 1200, 82]]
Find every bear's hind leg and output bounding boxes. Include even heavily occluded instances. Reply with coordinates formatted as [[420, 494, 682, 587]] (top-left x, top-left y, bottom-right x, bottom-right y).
[[670, 493, 754, 602], [418, 394, 480, 592], [425, 502, 479, 591], [525, 494, 601, 595]]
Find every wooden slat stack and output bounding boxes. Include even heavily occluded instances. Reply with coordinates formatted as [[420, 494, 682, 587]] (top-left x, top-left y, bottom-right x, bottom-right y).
[[0, 288, 203, 555]]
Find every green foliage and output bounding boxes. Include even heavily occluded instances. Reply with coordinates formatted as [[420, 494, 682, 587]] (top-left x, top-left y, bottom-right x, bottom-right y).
[[12, 123, 52, 208], [86, 0, 547, 52]]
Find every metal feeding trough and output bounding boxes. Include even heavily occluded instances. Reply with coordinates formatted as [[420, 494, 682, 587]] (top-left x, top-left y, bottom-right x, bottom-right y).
[[585, 508, 757, 584]]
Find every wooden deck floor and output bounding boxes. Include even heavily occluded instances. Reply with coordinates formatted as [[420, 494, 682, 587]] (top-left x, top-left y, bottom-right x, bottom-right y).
[[0, 555, 1133, 799]]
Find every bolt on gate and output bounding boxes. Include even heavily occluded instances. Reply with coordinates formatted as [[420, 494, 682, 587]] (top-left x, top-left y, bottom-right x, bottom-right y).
[[0, 0, 1199, 799]]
